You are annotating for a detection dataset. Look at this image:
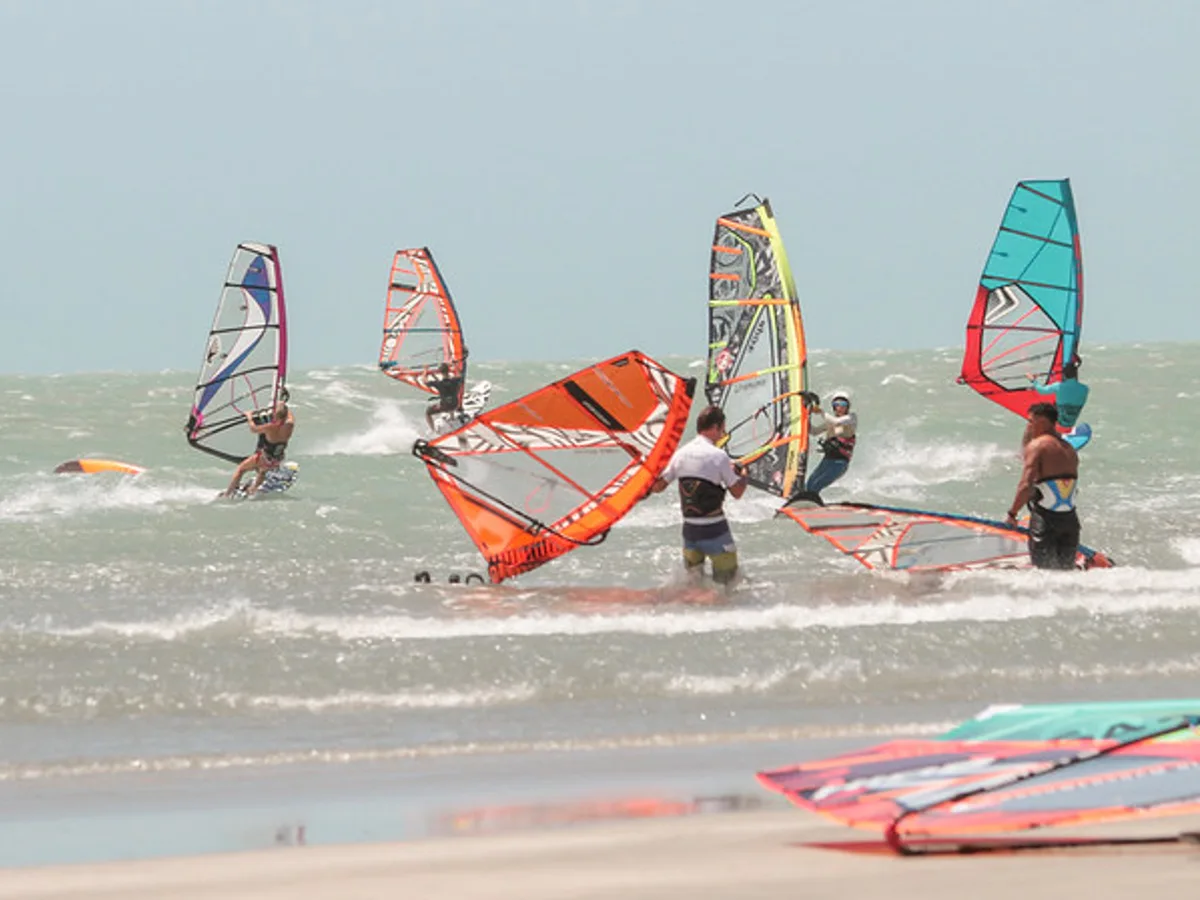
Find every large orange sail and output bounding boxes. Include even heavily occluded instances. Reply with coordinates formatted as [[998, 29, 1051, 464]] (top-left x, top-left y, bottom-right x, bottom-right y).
[[413, 351, 696, 583]]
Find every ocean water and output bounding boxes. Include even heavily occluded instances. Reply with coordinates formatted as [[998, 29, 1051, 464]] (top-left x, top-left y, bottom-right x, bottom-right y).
[[1, 343, 1198, 789]]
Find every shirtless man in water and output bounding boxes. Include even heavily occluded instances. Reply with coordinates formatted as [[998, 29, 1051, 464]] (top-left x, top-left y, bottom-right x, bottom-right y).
[[223, 401, 295, 497], [1006, 402, 1080, 569]]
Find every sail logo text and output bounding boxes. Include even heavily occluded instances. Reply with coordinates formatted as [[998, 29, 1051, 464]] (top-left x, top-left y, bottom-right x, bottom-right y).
[[744, 311, 767, 354]]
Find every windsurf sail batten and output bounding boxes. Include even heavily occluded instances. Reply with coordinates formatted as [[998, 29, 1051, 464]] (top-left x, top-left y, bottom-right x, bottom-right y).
[[960, 179, 1083, 422], [706, 196, 809, 498], [379, 248, 468, 394], [414, 351, 695, 583], [186, 243, 288, 465]]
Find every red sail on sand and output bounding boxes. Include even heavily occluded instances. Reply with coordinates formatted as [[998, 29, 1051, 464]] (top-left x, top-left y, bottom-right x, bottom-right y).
[[413, 350, 696, 583], [758, 713, 1200, 855]]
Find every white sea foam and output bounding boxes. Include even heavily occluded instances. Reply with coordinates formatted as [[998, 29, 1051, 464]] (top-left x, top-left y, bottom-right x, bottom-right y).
[[25, 577, 1200, 644], [305, 377, 380, 409], [308, 402, 420, 456], [216, 686, 538, 712], [0, 721, 956, 782], [1173, 537, 1200, 566], [660, 657, 863, 697], [0, 476, 213, 521], [842, 436, 1012, 501]]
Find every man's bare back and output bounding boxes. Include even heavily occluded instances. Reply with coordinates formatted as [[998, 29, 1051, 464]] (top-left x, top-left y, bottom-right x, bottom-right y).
[[1024, 433, 1078, 483], [258, 417, 294, 446]]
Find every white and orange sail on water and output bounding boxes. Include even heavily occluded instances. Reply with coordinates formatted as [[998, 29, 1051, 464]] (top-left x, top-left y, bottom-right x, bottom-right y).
[[379, 247, 491, 430], [413, 350, 695, 583]]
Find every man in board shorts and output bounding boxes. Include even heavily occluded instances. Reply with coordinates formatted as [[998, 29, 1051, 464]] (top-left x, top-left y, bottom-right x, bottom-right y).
[[1006, 402, 1081, 569], [646, 405, 749, 585]]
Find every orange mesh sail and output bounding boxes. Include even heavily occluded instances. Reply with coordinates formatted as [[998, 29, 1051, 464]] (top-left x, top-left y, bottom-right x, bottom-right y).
[[379, 248, 467, 393], [413, 351, 696, 583]]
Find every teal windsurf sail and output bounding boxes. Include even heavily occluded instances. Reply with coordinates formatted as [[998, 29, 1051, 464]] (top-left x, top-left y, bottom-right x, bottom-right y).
[[960, 180, 1083, 421]]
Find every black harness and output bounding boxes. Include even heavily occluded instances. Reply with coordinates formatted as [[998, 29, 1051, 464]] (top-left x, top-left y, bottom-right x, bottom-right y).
[[678, 477, 726, 519], [257, 433, 287, 462]]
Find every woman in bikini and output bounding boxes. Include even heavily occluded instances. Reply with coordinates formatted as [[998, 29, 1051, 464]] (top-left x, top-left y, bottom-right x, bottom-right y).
[[223, 401, 295, 497]]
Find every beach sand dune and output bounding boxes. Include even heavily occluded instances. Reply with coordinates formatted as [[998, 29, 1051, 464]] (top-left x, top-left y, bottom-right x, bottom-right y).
[[3, 809, 1199, 900]]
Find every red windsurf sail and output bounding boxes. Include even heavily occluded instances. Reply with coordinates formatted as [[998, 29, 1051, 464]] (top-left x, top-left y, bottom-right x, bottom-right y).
[[759, 716, 1200, 853], [379, 248, 468, 393]]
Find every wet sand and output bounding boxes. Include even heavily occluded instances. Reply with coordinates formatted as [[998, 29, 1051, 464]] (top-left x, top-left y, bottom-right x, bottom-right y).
[[3, 808, 1198, 900]]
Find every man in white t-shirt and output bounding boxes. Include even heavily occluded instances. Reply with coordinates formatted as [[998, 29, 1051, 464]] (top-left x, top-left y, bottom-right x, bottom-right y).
[[646, 405, 748, 585]]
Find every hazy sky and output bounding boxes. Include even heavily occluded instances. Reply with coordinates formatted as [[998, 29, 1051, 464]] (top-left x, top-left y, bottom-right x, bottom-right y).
[[1, 0, 1196, 374]]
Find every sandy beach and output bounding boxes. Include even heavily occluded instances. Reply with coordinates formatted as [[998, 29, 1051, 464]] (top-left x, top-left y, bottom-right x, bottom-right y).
[[3, 807, 1198, 900]]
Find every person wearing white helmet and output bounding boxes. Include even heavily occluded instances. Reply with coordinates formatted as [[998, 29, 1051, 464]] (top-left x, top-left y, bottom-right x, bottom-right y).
[[805, 388, 857, 495]]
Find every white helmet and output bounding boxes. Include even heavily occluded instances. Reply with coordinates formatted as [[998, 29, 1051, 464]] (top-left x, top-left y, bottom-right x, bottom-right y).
[[829, 388, 852, 407]]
